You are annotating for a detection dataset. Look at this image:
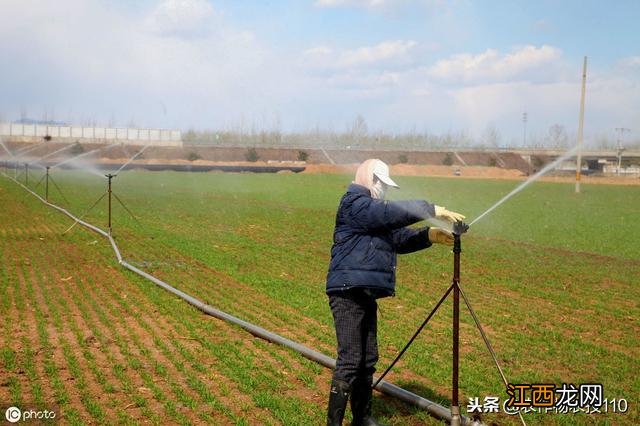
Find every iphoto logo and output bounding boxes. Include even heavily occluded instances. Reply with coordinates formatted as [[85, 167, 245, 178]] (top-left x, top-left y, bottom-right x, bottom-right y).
[[4, 406, 56, 423]]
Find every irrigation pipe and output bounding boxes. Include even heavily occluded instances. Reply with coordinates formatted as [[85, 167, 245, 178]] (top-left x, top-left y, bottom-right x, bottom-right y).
[[2, 172, 482, 426]]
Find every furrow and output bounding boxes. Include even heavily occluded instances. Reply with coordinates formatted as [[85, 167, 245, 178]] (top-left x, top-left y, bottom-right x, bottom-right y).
[[47, 240, 195, 424], [12, 244, 88, 423], [54, 239, 250, 425]]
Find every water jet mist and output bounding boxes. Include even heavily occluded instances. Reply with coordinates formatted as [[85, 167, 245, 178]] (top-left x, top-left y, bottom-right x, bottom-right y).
[[469, 146, 579, 227]]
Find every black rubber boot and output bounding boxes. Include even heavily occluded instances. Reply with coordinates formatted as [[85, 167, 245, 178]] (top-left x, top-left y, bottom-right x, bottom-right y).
[[327, 379, 351, 426], [350, 378, 386, 426]]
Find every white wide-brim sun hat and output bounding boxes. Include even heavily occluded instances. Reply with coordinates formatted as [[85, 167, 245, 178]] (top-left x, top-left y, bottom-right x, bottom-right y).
[[372, 160, 399, 188]]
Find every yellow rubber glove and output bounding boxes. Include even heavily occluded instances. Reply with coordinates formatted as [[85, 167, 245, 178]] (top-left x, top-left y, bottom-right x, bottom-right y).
[[428, 227, 454, 246], [434, 205, 466, 223]]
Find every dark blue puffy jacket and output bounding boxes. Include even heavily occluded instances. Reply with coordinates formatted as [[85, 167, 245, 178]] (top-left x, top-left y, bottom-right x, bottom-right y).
[[326, 184, 437, 298]]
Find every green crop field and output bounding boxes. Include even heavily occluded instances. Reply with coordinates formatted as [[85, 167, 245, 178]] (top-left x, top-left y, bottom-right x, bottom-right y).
[[1, 168, 638, 425]]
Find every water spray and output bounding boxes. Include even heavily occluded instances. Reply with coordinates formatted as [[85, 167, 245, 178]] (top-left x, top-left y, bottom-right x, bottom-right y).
[[13, 140, 48, 157], [34, 142, 78, 164], [0, 141, 20, 180], [51, 143, 121, 178], [469, 145, 579, 227], [0, 139, 14, 158], [113, 144, 150, 175]]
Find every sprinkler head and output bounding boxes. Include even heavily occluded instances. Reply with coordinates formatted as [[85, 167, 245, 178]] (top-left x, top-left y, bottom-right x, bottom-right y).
[[452, 221, 469, 236], [105, 173, 116, 179]]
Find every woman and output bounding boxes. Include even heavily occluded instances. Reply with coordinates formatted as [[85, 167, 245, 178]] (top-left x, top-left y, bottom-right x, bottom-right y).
[[326, 159, 464, 426]]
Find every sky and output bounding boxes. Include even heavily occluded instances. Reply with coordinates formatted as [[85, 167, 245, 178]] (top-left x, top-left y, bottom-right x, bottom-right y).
[[0, 0, 638, 145]]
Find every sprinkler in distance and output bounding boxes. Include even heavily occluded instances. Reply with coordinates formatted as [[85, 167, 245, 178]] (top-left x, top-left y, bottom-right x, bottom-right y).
[[63, 172, 138, 236], [31, 165, 69, 205], [103, 173, 139, 235], [45, 166, 50, 201], [106, 174, 115, 234]]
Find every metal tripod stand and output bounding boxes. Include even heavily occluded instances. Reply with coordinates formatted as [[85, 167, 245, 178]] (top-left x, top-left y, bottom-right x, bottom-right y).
[[31, 166, 71, 205], [64, 173, 138, 236], [373, 221, 525, 426]]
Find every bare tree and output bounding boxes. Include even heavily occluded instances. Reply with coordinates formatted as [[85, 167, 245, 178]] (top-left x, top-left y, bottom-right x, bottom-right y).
[[547, 124, 568, 148], [349, 114, 368, 145], [272, 112, 282, 144], [594, 133, 615, 149], [482, 124, 501, 148]]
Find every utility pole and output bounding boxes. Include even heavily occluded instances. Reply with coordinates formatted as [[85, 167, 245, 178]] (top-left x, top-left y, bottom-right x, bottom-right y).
[[614, 127, 630, 175], [575, 56, 587, 193]]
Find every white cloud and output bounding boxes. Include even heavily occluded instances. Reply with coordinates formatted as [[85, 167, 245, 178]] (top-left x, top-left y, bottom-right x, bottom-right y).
[[315, 0, 395, 8], [340, 40, 417, 68], [0, 1, 637, 141], [314, 0, 448, 13], [327, 71, 400, 90], [450, 82, 571, 137], [428, 45, 563, 84], [302, 44, 640, 138], [618, 56, 640, 68], [303, 46, 333, 57], [303, 40, 417, 70], [145, 0, 216, 38], [0, 0, 289, 128], [299, 40, 418, 105], [302, 45, 334, 65], [445, 71, 640, 141]]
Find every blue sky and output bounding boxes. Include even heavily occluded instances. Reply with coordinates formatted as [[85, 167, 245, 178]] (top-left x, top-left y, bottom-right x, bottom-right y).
[[1, 0, 638, 145], [227, 1, 638, 61]]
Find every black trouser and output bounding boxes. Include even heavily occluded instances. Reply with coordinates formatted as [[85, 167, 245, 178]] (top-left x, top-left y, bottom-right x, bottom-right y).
[[329, 289, 378, 385]]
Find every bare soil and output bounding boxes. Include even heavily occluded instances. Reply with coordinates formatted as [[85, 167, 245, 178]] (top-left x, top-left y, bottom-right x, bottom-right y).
[[304, 163, 640, 185]]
